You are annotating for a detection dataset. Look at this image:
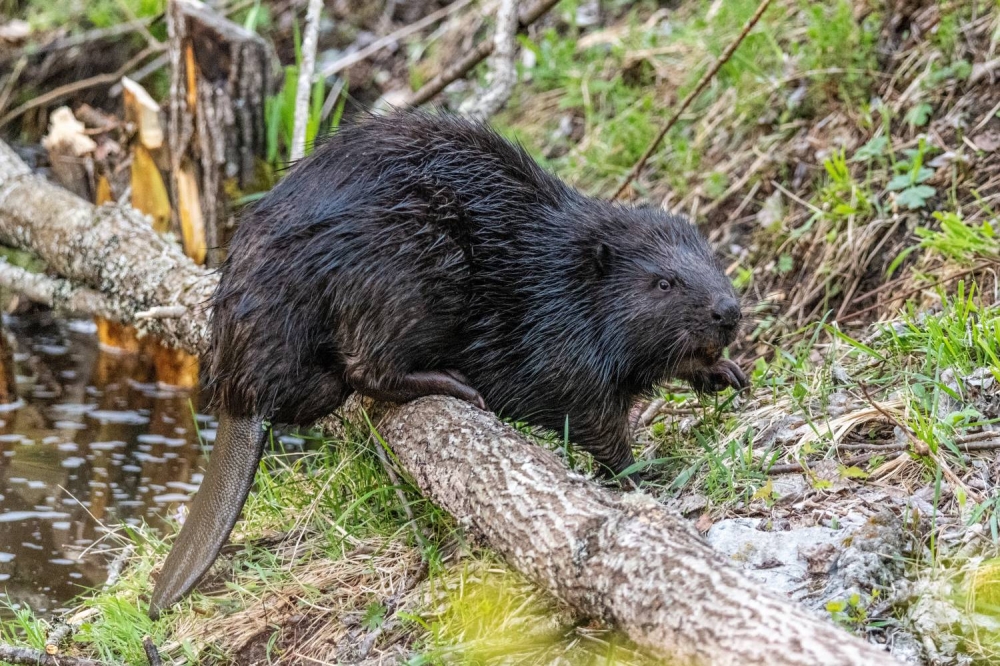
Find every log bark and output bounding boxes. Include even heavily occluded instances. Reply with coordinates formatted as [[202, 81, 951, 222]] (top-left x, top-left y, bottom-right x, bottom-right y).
[[0, 141, 213, 354], [0, 140, 897, 665], [167, 0, 273, 266]]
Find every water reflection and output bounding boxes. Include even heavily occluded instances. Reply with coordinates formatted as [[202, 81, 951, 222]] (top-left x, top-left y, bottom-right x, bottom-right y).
[[0, 311, 214, 617]]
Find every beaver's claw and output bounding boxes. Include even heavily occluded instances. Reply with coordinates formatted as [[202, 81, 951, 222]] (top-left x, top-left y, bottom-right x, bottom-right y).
[[683, 358, 749, 394]]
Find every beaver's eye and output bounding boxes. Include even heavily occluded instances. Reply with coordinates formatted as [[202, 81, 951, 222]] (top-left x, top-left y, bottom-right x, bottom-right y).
[[657, 279, 672, 292]]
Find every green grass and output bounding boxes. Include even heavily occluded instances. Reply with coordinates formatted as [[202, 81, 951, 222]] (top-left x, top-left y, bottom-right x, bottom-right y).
[[19, 0, 164, 32]]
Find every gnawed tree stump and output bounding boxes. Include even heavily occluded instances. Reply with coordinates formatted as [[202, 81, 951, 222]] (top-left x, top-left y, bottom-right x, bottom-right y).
[[123, 76, 200, 387], [0, 139, 898, 665], [167, 0, 273, 267]]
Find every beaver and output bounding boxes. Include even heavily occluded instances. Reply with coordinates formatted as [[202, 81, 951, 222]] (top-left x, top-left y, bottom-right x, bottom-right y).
[[148, 111, 747, 618]]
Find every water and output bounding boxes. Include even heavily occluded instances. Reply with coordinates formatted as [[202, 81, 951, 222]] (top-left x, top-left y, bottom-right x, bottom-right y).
[[0, 311, 214, 617]]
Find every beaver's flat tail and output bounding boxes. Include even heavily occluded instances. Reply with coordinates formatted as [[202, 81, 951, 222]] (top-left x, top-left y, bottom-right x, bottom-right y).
[[148, 414, 267, 619]]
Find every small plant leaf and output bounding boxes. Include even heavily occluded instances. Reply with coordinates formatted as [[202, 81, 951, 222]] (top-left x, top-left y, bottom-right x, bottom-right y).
[[852, 135, 888, 162], [752, 478, 774, 502], [905, 102, 933, 127], [896, 185, 936, 209], [887, 174, 913, 191], [826, 599, 847, 613], [839, 466, 869, 479]]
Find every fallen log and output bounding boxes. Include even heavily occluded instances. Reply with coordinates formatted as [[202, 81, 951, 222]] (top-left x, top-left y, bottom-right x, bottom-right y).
[[0, 139, 897, 665], [0, 141, 213, 353]]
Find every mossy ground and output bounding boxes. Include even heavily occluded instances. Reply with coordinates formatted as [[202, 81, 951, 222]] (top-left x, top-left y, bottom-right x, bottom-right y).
[[3, 0, 1000, 663]]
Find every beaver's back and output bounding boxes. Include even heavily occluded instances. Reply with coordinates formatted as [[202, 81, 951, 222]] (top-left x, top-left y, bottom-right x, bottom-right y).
[[206, 113, 570, 423]]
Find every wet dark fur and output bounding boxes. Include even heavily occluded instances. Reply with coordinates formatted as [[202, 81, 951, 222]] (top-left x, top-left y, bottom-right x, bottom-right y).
[[208, 112, 742, 474]]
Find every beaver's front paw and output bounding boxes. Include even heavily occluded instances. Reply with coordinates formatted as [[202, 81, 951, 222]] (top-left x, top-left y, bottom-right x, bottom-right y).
[[683, 358, 749, 394]]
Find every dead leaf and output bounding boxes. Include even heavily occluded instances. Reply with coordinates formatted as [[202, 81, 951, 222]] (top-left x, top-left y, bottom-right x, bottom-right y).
[[0, 20, 30, 43], [695, 512, 714, 534], [972, 131, 1000, 152], [42, 107, 97, 157]]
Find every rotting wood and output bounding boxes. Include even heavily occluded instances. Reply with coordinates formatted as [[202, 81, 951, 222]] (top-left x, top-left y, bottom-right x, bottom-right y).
[[92, 106, 144, 356], [0, 139, 898, 665], [167, 0, 273, 266], [41, 106, 96, 201], [0, 320, 17, 405]]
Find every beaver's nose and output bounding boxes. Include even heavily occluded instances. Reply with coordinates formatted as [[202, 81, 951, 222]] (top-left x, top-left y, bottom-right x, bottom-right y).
[[712, 298, 741, 329]]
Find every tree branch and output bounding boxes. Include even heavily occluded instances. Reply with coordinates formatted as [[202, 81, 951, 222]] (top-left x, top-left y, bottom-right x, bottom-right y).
[[406, 0, 561, 107], [458, 0, 520, 120], [291, 0, 324, 162], [0, 644, 110, 666], [611, 0, 773, 199], [0, 141, 214, 354]]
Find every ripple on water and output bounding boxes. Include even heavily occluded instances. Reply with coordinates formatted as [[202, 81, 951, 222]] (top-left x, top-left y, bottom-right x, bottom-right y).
[[89, 441, 125, 451], [53, 421, 89, 430], [86, 410, 150, 425], [137, 433, 187, 447], [153, 493, 192, 504], [0, 313, 216, 619], [0, 511, 72, 523]]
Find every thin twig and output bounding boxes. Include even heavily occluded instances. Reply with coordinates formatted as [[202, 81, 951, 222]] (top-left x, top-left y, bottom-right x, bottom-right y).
[[291, 0, 324, 162], [612, 0, 773, 200], [102, 544, 136, 591], [767, 451, 882, 475], [135, 305, 187, 320], [0, 17, 159, 67], [0, 56, 27, 117], [957, 430, 1000, 445], [459, 0, 520, 120], [42, 544, 136, 655], [858, 380, 980, 501], [837, 436, 1000, 453], [406, 0, 562, 107], [954, 439, 1000, 452], [317, 0, 474, 79], [44, 623, 75, 656], [639, 398, 667, 428], [0, 44, 166, 128], [843, 260, 996, 321], [108, 53, 170, 97], [836, 441, 907, 451]]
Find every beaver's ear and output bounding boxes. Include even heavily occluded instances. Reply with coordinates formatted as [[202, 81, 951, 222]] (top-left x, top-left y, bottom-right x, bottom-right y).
[[591, 242, 614, 277]]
